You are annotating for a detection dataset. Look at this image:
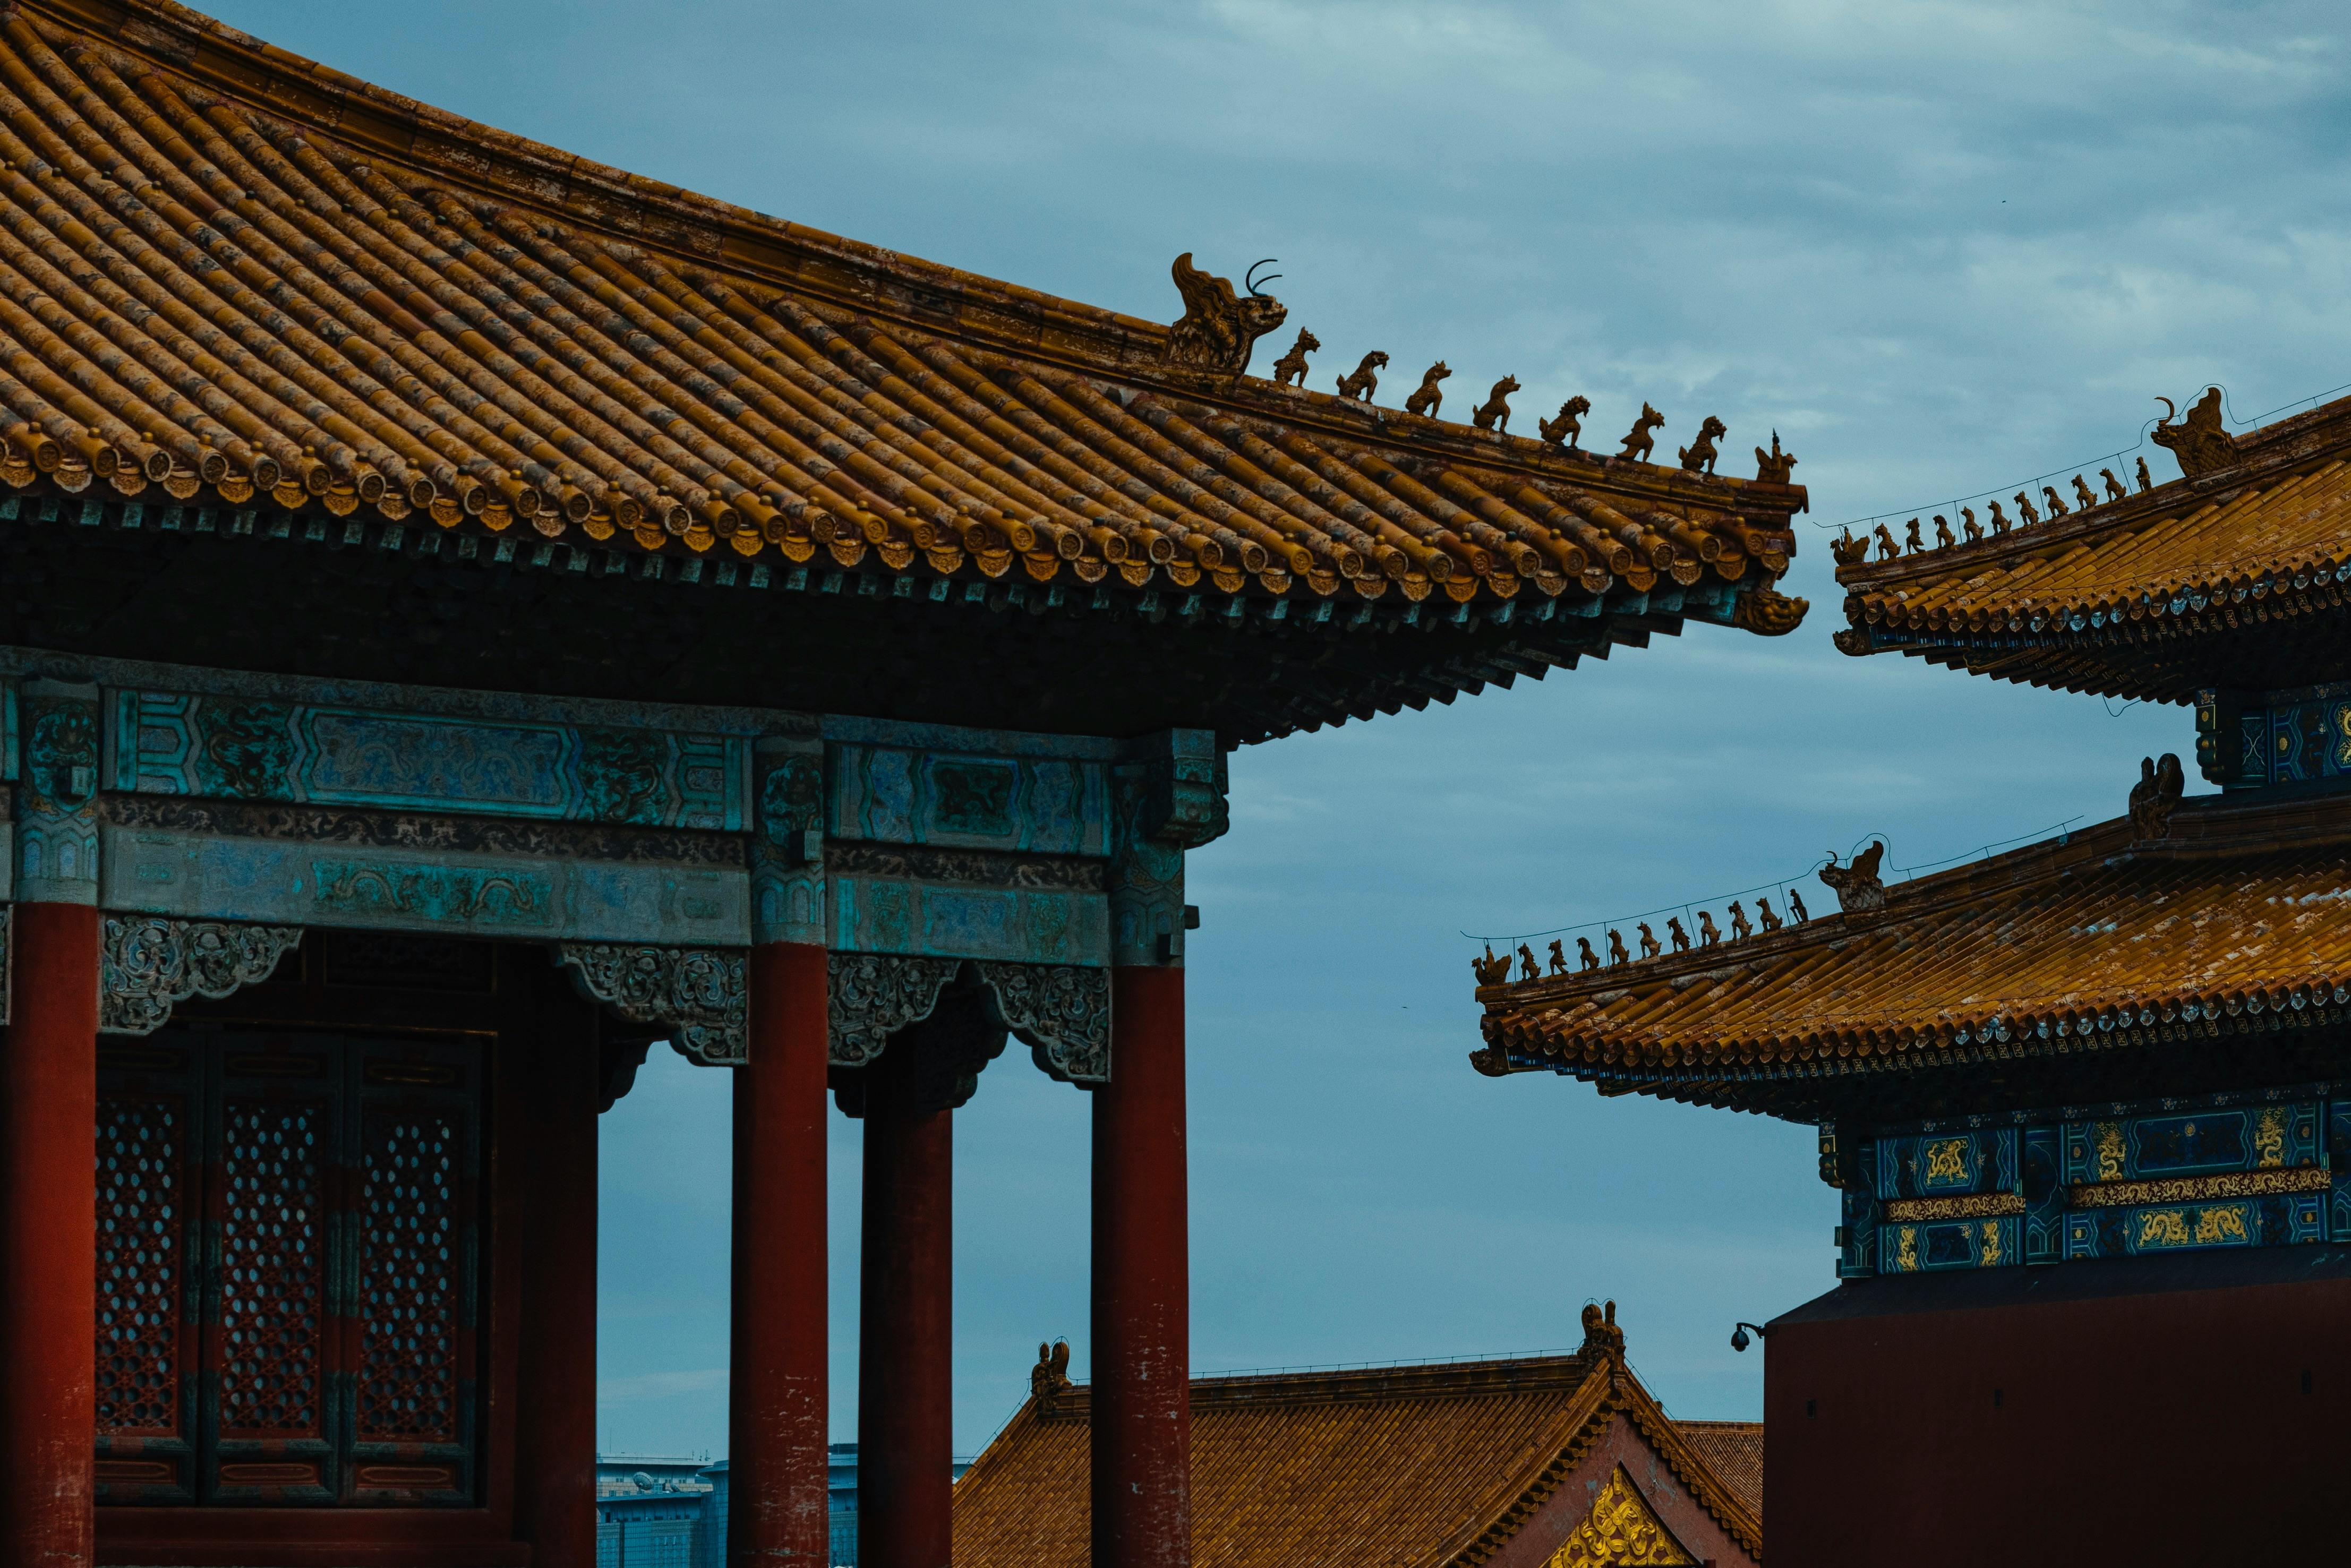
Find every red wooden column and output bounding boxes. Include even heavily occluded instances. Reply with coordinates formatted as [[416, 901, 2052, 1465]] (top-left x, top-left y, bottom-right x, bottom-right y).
[[731, 941, 832, 1568], [2, 679, 103, 1568], [1092, 964, 1191, 1568], [856, 1036, 955, 1568], [1093, 728, 1218, 1568], [512, 957, 603, 1568]]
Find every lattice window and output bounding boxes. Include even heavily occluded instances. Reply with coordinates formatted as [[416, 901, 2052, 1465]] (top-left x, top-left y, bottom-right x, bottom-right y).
[[98, 1034, 484, 1508], [216, 1099, 326, 1436], [357, 1111, 461, 1442], [96, 1097, 184, 1436]]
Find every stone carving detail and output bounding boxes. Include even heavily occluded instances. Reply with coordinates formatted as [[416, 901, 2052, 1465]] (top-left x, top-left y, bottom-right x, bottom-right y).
[[828, 952, 962, 1067], [2151, 388, 2240, 478], [976, 961, 1112, 1083], [2128, 752, 2185, 841], [558, 943, 747, 1066], [1731, 588, 1809, 636], [1165, 254, 1287, 375], [100, 918, 303, 1035], [1818, 841, 1888, 913]]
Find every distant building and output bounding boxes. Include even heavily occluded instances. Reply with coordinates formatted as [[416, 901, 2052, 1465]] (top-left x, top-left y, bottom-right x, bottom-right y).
[[601, 1446, 967, 1567], [596, 1456, 717, 1568], [956, 1313, 1762, 1568]]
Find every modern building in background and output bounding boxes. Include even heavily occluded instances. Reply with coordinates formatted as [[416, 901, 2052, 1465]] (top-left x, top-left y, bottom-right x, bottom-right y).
[[599, 1447, 967, 1567]]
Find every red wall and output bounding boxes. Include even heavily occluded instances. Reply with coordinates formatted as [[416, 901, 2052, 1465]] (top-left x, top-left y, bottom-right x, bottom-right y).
[[1767, 1249, 2351, 1565]]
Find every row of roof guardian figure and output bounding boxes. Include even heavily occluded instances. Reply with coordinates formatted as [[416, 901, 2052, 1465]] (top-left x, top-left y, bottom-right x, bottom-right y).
[[1167, 254, 1802, 485], [1473, 844, 1893, 987], [1831, 388, 2243, 567]]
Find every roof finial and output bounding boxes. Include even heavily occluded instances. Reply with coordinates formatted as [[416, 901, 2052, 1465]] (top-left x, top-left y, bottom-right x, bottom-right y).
[[1031, 1339, 1072, 1415]]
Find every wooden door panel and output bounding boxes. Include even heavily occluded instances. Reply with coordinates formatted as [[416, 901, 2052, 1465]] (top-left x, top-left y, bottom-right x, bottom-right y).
[[95, 1042, 202, 1504]]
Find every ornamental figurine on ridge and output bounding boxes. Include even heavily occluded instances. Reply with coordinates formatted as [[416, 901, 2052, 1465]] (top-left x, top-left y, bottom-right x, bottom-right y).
[[1472, 375, 1520, 432], [1405, 362, 1451, 417], [2150, 387, 2241, 477], [1666, 916, 1691, 952], [1818, 840, 1889, 913], [1164, 253, 1287, 375], [1578, 937, 1601, 972], [1548, 939, 1568, 975], [1540, 396, 1591, 449], [1619, 402, 1665, 462], [1333, 350, 1387, 401], [1269, 329, 1318, 388], [1678, 415, 1727, 475], [1755, 430, 1797, 483]]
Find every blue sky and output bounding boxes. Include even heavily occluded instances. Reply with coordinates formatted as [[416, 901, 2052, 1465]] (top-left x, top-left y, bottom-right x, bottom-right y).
[[201, 0, 2351, 1454]]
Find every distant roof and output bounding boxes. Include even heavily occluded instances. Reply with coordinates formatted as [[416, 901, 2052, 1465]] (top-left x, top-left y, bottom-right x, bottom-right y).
[[1831, 391, 2351, 701], [1472, 787, 2351, 1121], [0, 0, 1808, 741], [953, 1321, 1762, 1568]]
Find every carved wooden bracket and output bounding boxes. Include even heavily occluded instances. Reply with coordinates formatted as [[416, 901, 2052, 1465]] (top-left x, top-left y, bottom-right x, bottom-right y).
[[827, 953, 1112, 1085], [557, 943, 747, 1066], [99, 916, 303, 1035]]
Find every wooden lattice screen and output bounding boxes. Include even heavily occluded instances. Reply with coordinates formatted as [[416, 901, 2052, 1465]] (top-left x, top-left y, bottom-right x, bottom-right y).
[[95, 1032, 482, 1506]]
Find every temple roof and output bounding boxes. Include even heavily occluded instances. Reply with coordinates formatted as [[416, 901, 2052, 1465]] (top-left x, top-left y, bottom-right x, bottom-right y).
[[1832, 392, 2351, 701], [1471, 786, 2351, 1123], [953, 1330, 1763, 1568], [0, 0, 1806, 742]]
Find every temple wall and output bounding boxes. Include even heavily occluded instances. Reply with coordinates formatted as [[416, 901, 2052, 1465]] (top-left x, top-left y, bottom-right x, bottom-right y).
[[1766, 1246, 2351, 1566]]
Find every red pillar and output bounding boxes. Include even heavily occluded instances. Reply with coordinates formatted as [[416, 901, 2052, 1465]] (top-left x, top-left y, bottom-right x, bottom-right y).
[[856, 1042, 954, 1568], [513, 964, 602, 1567], [0, 901, 99, 1568], [732, 942, 831, 1568], [1092, 964, 1191, 1568]]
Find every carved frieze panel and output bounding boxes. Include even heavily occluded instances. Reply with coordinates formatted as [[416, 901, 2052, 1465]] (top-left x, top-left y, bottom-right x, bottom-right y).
[[100, 821, 748, 948], [99, 916, 302, 1035], [110, 690, 750, 831], [827, 843, 1110, 968], [826, 740, 1108, 856], [558, 944, 747, 1066]]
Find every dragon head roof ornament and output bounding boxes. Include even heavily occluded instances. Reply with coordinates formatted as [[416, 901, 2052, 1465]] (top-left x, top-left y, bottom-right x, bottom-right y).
[[1165, 253, 1288, 376]]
